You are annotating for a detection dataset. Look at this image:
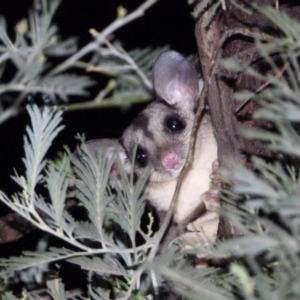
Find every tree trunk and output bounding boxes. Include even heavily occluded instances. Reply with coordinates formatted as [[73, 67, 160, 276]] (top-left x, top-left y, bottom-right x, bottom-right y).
[[194, 0, 300, 238]]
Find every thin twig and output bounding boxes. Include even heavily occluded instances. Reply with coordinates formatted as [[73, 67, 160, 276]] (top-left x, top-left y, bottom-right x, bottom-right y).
[[0, 241, 155, 271], [50, 0, 158, 75], [95, 36, 152, 90], [0, 194, 155, 257], [101, 0, 158, 38]]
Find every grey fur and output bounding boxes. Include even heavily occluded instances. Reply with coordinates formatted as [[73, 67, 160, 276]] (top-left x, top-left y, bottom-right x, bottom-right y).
[[77, 50, 218, 244]]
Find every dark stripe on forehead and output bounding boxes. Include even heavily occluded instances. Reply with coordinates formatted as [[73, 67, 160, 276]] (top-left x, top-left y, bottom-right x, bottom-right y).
[[131, 112, 154, 139]]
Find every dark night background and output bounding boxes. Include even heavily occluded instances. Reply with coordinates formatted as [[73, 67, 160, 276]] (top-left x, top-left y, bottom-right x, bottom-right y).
[[0, 0, 196, 282], [0, 0, 195, 198]]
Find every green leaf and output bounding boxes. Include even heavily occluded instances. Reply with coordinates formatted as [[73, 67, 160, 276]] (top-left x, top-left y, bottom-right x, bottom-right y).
[[69, 256, 127, 277]]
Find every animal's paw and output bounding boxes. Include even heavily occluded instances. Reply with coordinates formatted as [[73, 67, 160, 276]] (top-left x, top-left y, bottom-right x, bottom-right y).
[[184, 211, 219, 244], [177, 214, 219, 267], [201, 159, 220, 213], [176, 160, 220, 260]]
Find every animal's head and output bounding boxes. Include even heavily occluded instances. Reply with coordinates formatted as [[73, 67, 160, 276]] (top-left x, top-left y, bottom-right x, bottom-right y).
[[76, 51, 202, 184], [120, 50, 202, 183]]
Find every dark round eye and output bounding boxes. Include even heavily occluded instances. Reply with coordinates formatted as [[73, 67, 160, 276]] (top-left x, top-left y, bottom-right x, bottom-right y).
[[135, 146, 148, 168], [165, 116, 185, 133]]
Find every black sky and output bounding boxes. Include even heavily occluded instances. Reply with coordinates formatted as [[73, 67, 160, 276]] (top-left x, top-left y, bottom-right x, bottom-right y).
[[0, 0, 196, 200]]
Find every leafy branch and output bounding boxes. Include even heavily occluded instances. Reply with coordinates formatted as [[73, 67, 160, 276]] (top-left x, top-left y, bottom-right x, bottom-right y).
[[0, 105, 157, 299], [0, 0, 161, 124]]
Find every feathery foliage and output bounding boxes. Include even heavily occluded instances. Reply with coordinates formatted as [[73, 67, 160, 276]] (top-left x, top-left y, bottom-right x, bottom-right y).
[[1, 0, 300, 299], [0, 0, 160, 123], [0, 105, 155, 298]]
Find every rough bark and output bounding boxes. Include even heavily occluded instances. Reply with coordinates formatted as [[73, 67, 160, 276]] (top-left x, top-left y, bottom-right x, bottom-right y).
[[195, 0, 300, 238]]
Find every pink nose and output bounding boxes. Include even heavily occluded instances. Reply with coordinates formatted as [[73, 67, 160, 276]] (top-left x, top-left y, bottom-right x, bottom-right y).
[[161, 151, 180, 170]]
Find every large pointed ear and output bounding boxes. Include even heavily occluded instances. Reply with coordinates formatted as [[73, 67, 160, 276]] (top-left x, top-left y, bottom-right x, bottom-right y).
[[75, 139, 125, 162], [74, 139, 130, 176], [152, 50, 201, 107]]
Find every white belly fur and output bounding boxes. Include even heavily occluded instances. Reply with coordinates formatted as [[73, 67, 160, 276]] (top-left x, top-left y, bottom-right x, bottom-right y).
[[146, 119, 218, 223]]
